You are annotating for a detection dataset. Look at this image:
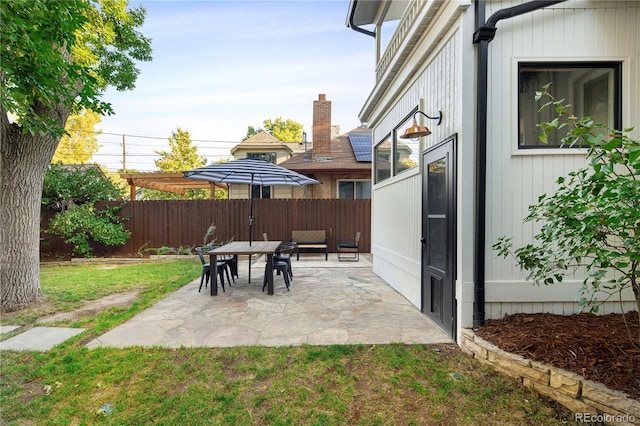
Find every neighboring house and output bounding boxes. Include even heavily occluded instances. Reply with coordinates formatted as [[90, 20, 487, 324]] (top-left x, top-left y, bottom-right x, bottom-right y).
[[281, 125, 373, 200], [230, 94, 373, 200], [281, 94, 373, 200], [228, 130, 302, 200], [346, 0, 638, 341]]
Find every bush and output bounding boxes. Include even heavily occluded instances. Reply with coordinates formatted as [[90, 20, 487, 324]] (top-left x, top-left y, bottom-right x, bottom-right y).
[[43, 164, 131, 257], [494, 84, 639, 344]]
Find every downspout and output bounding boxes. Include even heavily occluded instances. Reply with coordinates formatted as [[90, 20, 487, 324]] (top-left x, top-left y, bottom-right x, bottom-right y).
[[347, 0, 376, 37], [472, 0, 567, 329]]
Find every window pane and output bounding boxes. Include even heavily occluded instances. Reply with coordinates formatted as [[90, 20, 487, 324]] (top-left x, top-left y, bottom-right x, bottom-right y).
[[355, 181, 371, 199], [338, 181, 354, 199], [247, 152, 277, 163], [374, 136, 392, 183], [395, 115, 419, 174], [262, 186, 271, 199], [428, 158, 447, 271], [518, 63, 620, 148], [252, 185, 271, 199]]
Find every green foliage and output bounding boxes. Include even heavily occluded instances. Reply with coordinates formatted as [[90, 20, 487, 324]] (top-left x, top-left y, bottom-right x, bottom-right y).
[[43, 164, 130, 257], [48, 204, 130, 257], [52, 109, 102, 163], [154, 127, 206, 172], [141, 188, 210, 201], [494, 84, 640, 336], [244, 117, 303, 142], [264, 117, 303, 142], [0, 0, 151, 311], [142, 224, 219, 255], [43, 163, 121, 210], [0, 0, 152, 136], [145, 127, 208, 200], [144, 245, 194, 256]]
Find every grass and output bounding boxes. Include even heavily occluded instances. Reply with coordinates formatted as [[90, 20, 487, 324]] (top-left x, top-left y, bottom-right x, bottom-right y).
[[0, 262, 580, 425]]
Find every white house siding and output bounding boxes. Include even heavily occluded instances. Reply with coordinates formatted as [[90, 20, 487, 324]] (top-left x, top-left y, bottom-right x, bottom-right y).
[[484, 0, 639, 319], [371, 2, 472, 322]]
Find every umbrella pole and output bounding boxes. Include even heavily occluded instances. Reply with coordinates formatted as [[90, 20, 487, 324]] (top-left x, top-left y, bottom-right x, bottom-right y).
[[248, 175, 254, 282]]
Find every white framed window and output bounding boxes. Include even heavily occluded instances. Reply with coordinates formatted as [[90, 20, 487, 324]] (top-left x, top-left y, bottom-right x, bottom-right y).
[[517, 62, 622, 149]]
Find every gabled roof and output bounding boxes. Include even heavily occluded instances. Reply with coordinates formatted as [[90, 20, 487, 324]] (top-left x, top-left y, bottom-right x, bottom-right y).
[[230, 130, 295, 155], [279, 127, 372, 174]]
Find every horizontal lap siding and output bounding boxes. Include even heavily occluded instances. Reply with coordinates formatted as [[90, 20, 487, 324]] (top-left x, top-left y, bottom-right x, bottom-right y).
[[40, 199, 371, 258]]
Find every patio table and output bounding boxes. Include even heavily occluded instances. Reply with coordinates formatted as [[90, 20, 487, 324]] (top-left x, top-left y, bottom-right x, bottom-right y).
[[208, 241, 282, 296]]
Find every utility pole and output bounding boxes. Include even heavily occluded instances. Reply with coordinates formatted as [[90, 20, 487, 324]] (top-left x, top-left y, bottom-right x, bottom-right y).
[[122, 134, 127, 173]]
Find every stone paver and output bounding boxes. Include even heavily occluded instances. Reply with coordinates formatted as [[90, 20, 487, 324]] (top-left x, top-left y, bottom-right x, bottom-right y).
[[0, 255, 452, 351], [86, 254, 452, 348], [1, 327, 86, 351]]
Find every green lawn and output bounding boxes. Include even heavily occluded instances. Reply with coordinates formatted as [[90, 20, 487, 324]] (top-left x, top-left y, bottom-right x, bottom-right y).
[[0, 262, 579, 425]]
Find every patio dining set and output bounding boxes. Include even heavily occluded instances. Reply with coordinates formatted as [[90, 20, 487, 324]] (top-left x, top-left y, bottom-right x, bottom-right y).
[[194, 232, 360, 297]]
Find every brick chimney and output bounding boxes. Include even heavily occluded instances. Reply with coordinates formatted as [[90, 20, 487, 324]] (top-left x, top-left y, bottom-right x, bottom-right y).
[[312, 94, 331, 159]]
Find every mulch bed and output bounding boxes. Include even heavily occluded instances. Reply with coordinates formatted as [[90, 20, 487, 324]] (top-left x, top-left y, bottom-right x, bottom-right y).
[[474, 311, 640, 400]]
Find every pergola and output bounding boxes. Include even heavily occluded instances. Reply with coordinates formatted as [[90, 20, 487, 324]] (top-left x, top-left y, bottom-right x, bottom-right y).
[[121, 172, 228, 200]]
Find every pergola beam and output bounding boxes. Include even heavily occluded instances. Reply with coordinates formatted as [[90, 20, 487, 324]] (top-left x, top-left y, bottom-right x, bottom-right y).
[[121, 172, 227, 200]]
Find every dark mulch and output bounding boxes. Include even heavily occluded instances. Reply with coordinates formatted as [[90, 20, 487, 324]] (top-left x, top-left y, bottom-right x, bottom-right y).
[[474, 311, 640, 400]]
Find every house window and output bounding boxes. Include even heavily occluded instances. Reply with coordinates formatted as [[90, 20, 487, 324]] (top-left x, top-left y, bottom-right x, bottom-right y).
[[338, 180, 371, 199], [395, 112, 419, 174], [247, 152, 277, 163], [374, 134, 392, 183], [248, 153, 275, 198], [518, 62, 621, 148], [374, 110, 420, 183], [251, 184, 271, 199]]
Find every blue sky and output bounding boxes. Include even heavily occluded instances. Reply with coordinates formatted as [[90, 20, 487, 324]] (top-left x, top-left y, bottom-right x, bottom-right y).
[[95, 0, 375, 171]]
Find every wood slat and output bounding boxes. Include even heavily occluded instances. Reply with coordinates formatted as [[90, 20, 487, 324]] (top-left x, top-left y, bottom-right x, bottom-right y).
[[40, 199, 371, 258]]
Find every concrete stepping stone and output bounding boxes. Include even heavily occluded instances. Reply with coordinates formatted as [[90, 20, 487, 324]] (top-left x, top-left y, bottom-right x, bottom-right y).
[[0, 327, 86, 351]]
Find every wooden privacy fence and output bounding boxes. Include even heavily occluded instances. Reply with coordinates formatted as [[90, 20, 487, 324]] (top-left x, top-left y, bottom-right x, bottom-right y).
[[41, 199, 371, 258]]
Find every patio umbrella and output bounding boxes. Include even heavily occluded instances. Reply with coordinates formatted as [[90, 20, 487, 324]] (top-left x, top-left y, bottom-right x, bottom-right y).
[[183, 157, 320, 245]]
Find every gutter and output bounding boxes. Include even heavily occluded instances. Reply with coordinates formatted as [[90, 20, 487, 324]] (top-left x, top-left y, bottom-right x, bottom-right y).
[[347, 0, 376, 37], [472, 0, 567, 329]]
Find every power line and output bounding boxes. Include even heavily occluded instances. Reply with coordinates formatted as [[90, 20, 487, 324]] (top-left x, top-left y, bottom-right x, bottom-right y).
[[86, 129, 240, 144]]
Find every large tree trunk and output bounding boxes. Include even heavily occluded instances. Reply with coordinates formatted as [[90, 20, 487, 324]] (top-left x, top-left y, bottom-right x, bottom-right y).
[[1, 119, 63, 312]]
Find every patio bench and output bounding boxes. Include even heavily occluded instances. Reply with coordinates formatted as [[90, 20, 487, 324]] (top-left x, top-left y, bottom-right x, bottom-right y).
[[291, 230, 328, 261]]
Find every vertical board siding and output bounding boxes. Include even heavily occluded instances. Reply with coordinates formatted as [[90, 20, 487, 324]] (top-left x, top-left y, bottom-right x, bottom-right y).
[[40, 199, 371, 258], [485, 0, 640, 288], [485, 300, 636, 320], [373, 29, 461, 267]]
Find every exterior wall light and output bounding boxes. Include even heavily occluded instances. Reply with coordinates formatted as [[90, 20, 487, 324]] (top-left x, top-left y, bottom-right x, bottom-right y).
[[399, 110, 443, 140]]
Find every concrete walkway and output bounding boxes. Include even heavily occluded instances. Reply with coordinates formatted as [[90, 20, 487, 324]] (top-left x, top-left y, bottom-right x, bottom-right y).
[[0, 254, 452, 351], [86, 254, 452, 348]]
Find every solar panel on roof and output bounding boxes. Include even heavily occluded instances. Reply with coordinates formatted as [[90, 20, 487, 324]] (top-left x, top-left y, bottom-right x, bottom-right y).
[[348, 133, 372, 162]]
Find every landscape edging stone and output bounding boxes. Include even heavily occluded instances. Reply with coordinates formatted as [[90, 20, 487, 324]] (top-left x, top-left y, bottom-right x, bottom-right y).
[[461, 329, 640, 426]]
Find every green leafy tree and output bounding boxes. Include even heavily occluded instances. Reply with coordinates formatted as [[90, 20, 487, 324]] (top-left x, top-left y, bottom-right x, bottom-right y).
[[0, 0, 151, 311], [154, 127, 206, 172], [494, 84, 639, 345], [243, 117, 303, 142], [144, 127, 207, 200], [52, 109, 102, 164], [43, 164, 130, 257]]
